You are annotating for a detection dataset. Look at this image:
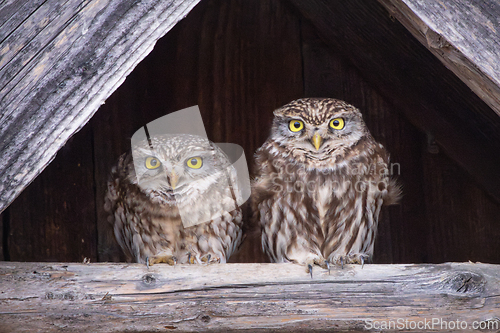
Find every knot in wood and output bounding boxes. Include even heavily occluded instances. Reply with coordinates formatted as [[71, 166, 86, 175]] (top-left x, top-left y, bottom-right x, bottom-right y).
[[142, 273, 157, 286], [442, 271, 485, 294], [200, 314, 211, 323]]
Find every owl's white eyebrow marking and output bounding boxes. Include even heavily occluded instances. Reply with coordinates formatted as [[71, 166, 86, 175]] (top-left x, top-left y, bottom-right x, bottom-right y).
[[135, 147, 156, 156], [285, 115, 306, 121]]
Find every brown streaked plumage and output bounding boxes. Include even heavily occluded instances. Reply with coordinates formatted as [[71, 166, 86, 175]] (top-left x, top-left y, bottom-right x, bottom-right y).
[[105, 134, 244, 266], [252, 98, 400, 271]]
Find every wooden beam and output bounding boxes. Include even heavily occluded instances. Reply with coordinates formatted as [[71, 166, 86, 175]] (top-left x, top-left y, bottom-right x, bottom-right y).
[[0, 0, 201, 214], [288, 0, 500, 204], [379, 0, 500, 118], [0, 262, 499, 332]]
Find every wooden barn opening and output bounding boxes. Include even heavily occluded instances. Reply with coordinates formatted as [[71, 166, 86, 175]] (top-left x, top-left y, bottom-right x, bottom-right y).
[[1, 0, 500, 331]]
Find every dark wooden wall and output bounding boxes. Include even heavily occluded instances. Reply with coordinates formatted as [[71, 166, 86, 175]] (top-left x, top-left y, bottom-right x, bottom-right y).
[[2, 0, 500, 264]]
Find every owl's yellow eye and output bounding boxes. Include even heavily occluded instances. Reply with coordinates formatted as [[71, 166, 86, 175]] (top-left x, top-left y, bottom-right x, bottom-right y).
[[186, 157, 203, 169], [145, 156, 161, 169], [289, 119, 304, 132], [329, 118, 345, 130]]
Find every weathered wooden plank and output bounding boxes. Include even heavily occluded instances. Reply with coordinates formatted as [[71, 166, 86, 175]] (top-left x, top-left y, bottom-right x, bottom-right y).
[[288, 0, 500, 205], [422, 145, 500, 263], [0, 209, 4, 261], [379, 0, 500, 118], [0, 0, 80, 79], [5, 125, 97, 262], [0, 0, 201, 214], [0, 262, 499, 332], [0, 0, 46, 43], [0, 0, 106, 113]]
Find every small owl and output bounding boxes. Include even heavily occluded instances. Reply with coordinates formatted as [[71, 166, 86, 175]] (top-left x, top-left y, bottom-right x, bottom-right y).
[[105, 134, 244, 266], [252, 98, 400, 272]]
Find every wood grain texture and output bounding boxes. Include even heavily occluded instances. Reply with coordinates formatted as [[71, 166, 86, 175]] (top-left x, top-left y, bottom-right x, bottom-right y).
[[0, 210, 4, 261], [0, 0, 201, 214], [289, 0, 500, 204], [422, 147, 500, 264], [379, 0, 500, 117], [5, 125, 97, 262], [0, 262, 499, 332], [0, 0, 47, 43]]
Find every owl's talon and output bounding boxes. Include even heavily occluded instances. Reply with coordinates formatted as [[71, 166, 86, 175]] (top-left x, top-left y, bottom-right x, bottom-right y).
[[301, 257, 327, 276], [146, 256, 150, 269], [201, 254, 220, 264], [325, 260, 330, 275], [330, 253, 369, 267], [147, 254, 177, 266]]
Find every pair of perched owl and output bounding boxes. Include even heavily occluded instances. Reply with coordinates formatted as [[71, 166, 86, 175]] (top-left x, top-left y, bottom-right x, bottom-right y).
[[105, 98, 400, 270]]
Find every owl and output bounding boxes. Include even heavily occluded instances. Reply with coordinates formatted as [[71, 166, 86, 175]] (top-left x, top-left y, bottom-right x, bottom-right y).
[[104, 134, 244, 266], [252, 98, 400, 273]]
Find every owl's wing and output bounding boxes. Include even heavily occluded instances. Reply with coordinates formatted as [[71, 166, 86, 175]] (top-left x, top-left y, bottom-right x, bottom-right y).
[[321, 150, 400, 264], [104, 153, 140, 262]]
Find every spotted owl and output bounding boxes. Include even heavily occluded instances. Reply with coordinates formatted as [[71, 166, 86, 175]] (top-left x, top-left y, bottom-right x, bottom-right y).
[[252, 98, 400, 272], [105, 134, 244, 266]]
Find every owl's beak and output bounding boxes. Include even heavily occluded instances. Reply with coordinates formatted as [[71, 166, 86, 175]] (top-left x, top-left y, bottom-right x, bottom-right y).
[[168, 170, 179, 190], [311, 133, 323, 151]]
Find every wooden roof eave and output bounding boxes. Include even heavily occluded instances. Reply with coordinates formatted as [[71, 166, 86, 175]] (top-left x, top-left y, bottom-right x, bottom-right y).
[[380, 0, 500, 118], [0, 0, 201, 214]]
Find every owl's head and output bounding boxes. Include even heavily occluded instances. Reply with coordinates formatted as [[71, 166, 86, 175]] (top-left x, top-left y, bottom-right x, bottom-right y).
[[129, 134, 232, 205], [270, 98, 370, 168]]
